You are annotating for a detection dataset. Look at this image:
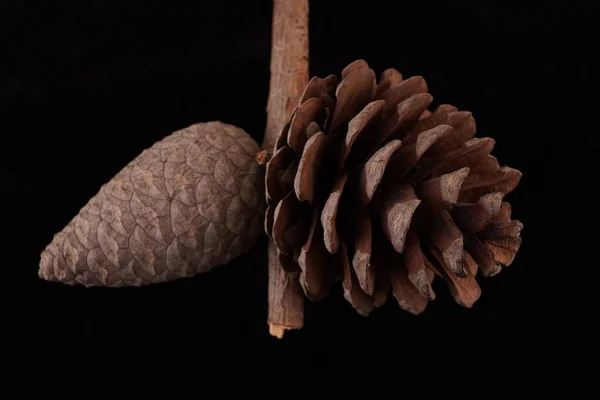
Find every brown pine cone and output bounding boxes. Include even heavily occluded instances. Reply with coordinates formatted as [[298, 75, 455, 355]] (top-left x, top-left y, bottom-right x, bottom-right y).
[[264, 59, 523, 316], [39, 121, 265, 287]]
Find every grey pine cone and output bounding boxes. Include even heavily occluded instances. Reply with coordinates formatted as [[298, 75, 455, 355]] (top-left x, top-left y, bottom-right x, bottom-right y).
[[39, 121, 266, 287]]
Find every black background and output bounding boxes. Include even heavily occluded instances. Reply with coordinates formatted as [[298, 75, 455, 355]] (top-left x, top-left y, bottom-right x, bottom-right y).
[[3, 0, 598, 392]]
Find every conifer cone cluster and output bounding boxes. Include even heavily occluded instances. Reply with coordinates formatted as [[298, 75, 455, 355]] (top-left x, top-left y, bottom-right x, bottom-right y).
[[264, 59, 523, 316]]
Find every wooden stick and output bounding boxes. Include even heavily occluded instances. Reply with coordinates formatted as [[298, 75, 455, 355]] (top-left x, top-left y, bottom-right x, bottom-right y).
[[263, 0, 309, 338]]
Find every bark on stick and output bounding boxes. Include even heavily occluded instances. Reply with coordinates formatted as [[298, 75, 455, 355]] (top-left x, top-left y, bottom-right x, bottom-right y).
[[262, 0, 310, 338]]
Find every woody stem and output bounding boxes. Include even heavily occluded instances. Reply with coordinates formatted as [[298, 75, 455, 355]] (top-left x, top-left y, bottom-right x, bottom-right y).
[[262, 0, 309, 338]]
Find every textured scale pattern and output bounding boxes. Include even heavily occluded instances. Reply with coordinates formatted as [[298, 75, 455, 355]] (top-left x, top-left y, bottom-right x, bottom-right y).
[[39, 121, 265, 287], [265, 60, 523, 316]]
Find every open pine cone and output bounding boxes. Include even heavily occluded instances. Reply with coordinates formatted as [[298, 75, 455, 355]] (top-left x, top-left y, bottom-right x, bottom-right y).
[[264, 59, 523, 316]]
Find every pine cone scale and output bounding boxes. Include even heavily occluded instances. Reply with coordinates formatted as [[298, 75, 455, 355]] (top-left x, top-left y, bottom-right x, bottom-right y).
[[300, 76, 336, 112], [321, 172, 347, 254], [379, 183, 421, 254], [374, 68, 403, 98], [495, 202, 512, 221], [376, 75, 429, 118], [298, 208, 338, 300], [294, 130, 333, 204], [264, 59, 524, 315], [428, 246, 481, 308], [416, 166, 470, 205], [428, 137, 495, 179], [461, 166, 522, 201], [266, 146, 296, 203], [341, 238, 375, 316], [403, 225, 434, 300], [272, 191, 309, 256], [264, 204, 276, 238], [341, 59, 370, 78], [422, 210, 466, 277], [390, 262, 429, 315], [340, 99, 385, 173], [464, 235, 501, 277], [403, 105, 457, 144], [478, 220, 524, 240], [470, 154, 500, 176], [358, 139, 403, 206], [450, 192, 504, 234], [392, 93, 434, 136], [329, 66, 376, 135], [352, 210, 375, 295], [379, 238, 431, 314], [383, 125, 452, 184], [288, 97, 326, 153], [483, 237, 521, 266], [277, 250, 299, 273], [423, 111, 477, 162]]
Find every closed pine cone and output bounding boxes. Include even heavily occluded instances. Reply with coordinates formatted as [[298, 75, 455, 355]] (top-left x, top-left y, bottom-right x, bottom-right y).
[[39, 122, 265, 287], [264, 59, 523, 316]]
